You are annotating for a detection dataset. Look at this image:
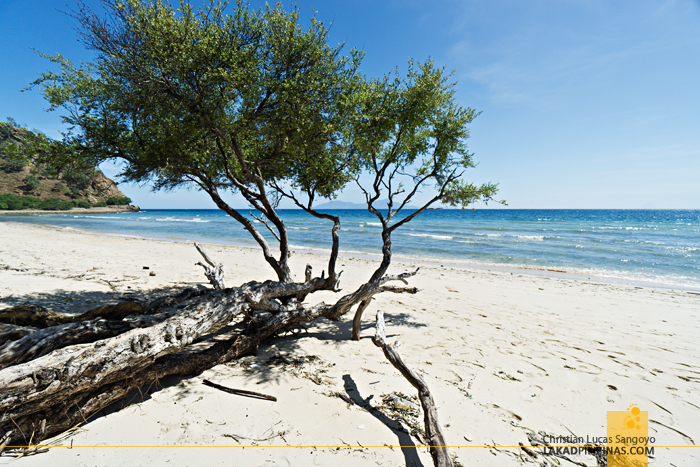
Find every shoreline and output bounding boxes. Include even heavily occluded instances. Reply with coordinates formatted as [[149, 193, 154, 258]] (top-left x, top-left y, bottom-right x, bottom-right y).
[[0, 205, 140, 215], [0, 221, 698, 466], [3, 218, 698, 293]]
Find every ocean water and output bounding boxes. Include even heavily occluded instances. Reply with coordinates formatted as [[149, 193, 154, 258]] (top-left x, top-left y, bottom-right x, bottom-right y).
[[2, 209, 699, 290]]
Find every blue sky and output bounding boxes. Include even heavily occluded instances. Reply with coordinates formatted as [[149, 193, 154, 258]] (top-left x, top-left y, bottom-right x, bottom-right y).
[[1, 0, 699, 209]]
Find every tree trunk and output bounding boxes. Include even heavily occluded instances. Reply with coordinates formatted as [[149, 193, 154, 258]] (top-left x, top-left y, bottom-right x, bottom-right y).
[[0, 313, 175, 370], [0, 288, 333, 446], [0, 302, 148, 329], [0, 304, 71, 328], [0, 288, 245, 427], [0, 324, 36, 347]]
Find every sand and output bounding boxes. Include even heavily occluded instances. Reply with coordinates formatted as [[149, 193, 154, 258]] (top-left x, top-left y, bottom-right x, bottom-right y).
[[0, 221, 698, 466]]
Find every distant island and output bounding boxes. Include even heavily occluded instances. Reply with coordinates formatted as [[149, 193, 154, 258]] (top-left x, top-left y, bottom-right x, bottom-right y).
[[315, 199, 419, 210], [0, 120, 138, 212]]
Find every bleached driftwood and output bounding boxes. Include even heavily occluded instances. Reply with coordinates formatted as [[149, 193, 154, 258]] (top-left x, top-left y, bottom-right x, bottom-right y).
[[0, 286, 207, 371], [0, 288, 242, 424], [194, 242, 225, 290], [0, 228, 420, 450], [0, 245, 227, 371], [0, 269, 420, 447], [372, 310, 453, 467], [296, 264, 314, 302], [147, 287, 208, 311], [0, 313, 176, 370]]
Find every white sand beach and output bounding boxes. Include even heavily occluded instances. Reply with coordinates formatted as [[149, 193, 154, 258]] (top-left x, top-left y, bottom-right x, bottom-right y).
[[0, 221, 698, 466]]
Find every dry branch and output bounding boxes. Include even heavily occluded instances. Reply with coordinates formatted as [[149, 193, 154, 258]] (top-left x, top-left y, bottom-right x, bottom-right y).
[[297, 264, 313, 302], [147, 287, 207, 311], [351, 298, 372, 341], [380, 268, 420, 285], [372, 310, 454, 467], [194, 242, 225, 290], [202, 379, 277, 401], [77, 302, 148, 321], [0, 430, 11, 454]]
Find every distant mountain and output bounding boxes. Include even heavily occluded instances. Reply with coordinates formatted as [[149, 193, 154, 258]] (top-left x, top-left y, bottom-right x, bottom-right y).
[[315, 199, 418, 210], [0, 120, 137, 211]]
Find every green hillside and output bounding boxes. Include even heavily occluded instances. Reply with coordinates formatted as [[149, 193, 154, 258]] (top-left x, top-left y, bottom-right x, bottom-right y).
[[0, 120, 135, 211]]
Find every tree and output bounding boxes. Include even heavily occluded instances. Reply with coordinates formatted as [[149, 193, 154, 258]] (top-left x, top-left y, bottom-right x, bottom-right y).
[[33, 0, 364, 285], [1, 0, 500, 460], [22, 175, 40, 193]]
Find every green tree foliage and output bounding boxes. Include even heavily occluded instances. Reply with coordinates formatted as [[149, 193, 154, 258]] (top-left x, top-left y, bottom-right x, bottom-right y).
[[39, 198, 75, 210], [63, 169, 92, 190], [52, 182, 69, 194], [0, 125, 30, 172], [4, 157, 27, 173], [0, 124, 11, 141], [0, 194, 94, 211], [106, 196, 131, 205], [30, 0, 500, 281], [0, 194, 42, 210], [1, 120, 77, 177], [4, 117, 20, 128], [22, 175, 40, 193]]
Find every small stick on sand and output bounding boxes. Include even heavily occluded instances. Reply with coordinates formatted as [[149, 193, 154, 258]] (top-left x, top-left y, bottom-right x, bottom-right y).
[[202, 380, 277, 402]]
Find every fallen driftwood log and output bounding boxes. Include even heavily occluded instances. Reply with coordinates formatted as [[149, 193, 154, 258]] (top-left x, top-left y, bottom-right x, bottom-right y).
[[0, 324, 36, 346], [373, 310, 453, 467], [0, 304, 71, 328], [75, 302, 148, 321], [0, 261, 418, 448], [0, 312, 177, 370], [147, 287, 208, 311], [0, 302, 148, 329], [0, 288, 244, 425], [0, 295, 329, 446], [0, 289, 209, 369], [202, 379, 277, 401]]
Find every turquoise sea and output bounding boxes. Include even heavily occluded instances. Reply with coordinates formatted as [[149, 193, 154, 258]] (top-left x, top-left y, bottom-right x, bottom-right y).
[[2, 209, 699, 291]]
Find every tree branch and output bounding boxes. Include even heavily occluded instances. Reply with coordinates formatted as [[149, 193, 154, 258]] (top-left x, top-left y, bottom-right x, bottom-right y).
[[380, 268, 420, 285], [248, 210, 281, 243], [271, 182, 341, 283], [194, 242, 226, 290], [372, 310, 453, 467]]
